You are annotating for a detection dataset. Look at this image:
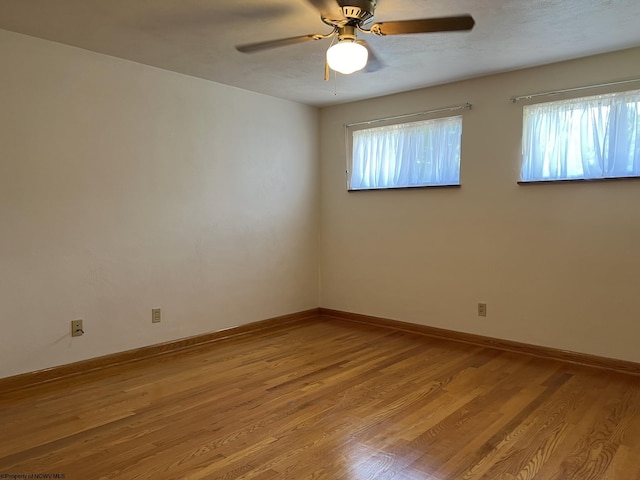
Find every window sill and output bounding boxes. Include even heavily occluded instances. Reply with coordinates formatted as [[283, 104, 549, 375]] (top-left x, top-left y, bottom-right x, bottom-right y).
[[518, 176, 640, 185], [348, 184, 461, 192]]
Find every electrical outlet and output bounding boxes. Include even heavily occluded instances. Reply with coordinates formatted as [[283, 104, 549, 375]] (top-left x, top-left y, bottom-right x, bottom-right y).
[[152, 308, 161, 323], [71, 319, 84, 337], [478, 303, 487, 317]]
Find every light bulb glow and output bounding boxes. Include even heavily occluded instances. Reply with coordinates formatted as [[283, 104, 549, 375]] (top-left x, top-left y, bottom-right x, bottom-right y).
[[326, 41, 368, 74]]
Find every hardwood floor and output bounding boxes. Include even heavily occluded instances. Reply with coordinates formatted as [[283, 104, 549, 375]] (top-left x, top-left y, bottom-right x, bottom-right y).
[[1, 317, 639, 479]]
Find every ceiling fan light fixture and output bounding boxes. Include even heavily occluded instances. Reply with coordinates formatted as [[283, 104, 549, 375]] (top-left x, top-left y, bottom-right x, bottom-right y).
[[326, 40, 368, 74]]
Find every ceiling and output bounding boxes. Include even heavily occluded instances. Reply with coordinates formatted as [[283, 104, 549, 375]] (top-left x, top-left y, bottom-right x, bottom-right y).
[[0, 0, 639, 106]]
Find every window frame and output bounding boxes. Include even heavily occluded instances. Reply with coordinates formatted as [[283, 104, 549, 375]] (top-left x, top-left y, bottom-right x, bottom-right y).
[[345, 113, 464, 192], [518, 89, 640, 184]]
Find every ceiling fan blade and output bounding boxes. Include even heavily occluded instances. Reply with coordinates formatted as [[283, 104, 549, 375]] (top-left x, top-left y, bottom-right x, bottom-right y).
[[236, 34, 323, 53], [356, 40, 384, 72], [371, 15, 475, 36], [304, 0, 346, 22]]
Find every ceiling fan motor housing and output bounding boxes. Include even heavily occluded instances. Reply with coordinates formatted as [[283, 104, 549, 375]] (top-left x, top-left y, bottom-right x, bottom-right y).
[[332, 0, 377, 25]]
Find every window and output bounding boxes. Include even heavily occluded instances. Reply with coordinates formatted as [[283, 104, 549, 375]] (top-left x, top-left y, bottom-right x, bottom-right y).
[[348, 115, 462, 190], [520, 89, 640, 182]]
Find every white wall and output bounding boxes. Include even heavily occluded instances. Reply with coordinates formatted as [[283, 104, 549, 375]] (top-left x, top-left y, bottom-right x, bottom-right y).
[[0, 29, 319, 379], [319, 47, 640, 363]]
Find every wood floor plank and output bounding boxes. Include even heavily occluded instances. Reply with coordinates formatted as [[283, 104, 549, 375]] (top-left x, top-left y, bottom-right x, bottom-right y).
[[1, 317, 640, 479]]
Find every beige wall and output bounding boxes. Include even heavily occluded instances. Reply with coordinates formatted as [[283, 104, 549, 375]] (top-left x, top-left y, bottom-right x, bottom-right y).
[[319, 47, 640, 363], [0, 30, 319, 378]]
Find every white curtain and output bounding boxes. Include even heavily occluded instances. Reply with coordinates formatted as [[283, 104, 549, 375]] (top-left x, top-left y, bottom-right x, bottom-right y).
[[350, 116, 462, 190], [521, 90, 640, 181]]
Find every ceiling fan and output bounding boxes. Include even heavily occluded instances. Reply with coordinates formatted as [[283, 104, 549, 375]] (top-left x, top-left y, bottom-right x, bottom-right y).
[[235, 0, 475, 78]]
